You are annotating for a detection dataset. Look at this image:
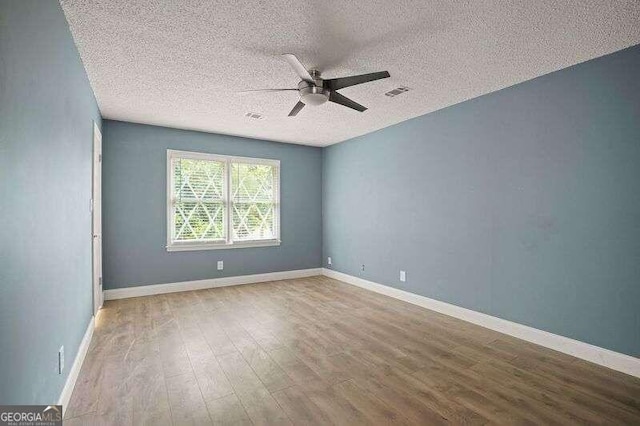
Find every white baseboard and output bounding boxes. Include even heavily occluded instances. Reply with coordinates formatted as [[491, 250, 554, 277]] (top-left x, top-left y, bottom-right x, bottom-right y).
[[104, 268, 323, 300], [322, 268, 640, 378], [59, 315, 95, 415]]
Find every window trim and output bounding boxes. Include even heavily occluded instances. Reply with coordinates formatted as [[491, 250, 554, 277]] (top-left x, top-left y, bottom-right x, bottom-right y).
[[166, 149, 281, 252]]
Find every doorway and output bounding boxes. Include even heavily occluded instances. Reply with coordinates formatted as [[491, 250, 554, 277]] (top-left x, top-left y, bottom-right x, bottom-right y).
[[92, 121, 103, 314]]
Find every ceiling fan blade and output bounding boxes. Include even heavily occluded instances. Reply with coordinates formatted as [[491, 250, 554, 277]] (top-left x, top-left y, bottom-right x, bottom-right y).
[[324, 71, 390, 91], [288, 101, 305, 117], [329, 91, 367, 112], [238, 88, 298, 93], [282, 54, 314, 83]]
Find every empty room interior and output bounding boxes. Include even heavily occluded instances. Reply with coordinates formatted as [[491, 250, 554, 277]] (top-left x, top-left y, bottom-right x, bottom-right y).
[[2, 0, 640, 424]]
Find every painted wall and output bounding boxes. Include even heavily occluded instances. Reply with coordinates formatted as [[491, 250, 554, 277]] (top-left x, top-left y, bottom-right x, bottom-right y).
[[102, 120, 322, 289], [323, 45, 640, 357], [0, 1, 101, 403]]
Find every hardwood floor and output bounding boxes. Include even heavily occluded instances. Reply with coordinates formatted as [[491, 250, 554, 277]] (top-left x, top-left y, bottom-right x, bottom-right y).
[[64, 276, 640, 425]]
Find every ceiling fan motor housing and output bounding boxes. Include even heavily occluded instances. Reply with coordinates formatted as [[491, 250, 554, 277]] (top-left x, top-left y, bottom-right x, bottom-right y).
[[298, 75, 329, 106]]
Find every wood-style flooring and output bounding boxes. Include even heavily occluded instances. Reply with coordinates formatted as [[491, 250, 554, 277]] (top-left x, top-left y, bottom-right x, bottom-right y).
[[64, 276, 640, 425]]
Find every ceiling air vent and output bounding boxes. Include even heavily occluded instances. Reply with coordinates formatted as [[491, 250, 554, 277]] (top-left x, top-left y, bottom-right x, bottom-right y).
[[245, 112, 264, 120], [385, 86, 410, 97]]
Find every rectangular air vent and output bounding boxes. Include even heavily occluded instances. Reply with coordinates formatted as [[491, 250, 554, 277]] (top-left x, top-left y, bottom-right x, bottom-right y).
[[245, 112, 264, 119], [385, 86, 410, 97]]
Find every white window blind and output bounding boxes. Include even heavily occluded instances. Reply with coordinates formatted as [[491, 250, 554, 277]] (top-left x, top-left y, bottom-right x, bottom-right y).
[[167, 150, 280, 251]]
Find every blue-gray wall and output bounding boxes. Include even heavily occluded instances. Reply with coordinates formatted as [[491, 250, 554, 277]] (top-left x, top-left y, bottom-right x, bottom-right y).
[[102, 120, 322, 289], [323, 45, 640, 357], [0, 0, 101, 403]]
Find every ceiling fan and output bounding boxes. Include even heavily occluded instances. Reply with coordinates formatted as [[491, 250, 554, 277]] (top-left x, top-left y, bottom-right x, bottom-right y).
[[241, 54, 390, 116]]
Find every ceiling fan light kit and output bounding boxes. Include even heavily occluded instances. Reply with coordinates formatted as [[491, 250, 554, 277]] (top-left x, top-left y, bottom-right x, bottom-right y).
[[241, 54, 390, 117], [298, 79, 330, 106]]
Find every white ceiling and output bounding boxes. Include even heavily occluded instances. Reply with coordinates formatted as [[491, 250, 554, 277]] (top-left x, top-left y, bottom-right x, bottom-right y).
[[60, 0, 640, 147]]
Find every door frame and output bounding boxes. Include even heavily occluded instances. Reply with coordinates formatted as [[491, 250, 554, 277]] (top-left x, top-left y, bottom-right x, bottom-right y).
[[92, 121, 103, 314]]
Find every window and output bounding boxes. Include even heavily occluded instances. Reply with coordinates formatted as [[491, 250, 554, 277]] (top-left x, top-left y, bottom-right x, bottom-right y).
[[167, 150, 280, 251]]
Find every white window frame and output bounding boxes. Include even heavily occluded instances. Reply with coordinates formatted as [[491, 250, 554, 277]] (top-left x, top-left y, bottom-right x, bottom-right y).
[[166, 149, 281, 251]]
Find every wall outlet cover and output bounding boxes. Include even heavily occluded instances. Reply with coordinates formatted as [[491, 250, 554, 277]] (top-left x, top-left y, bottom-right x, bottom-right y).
[[327, 257, 332, 265], [400, 270, 406, 282], [217, 261, 224, 270]]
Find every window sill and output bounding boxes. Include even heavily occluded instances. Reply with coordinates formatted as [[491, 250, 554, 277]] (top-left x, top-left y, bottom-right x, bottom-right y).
[[166, 240, 281, 252]]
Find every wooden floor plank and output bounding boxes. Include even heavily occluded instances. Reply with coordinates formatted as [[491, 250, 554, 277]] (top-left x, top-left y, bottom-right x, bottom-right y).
[[204, 394, 253, 426], [216, 352, 292, 425], [271, 385, 334, 426], [165, 371, 213, 425]]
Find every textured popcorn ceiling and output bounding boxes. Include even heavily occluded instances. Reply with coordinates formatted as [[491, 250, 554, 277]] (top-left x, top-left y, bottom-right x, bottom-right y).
[[60, 0, 640, 146]]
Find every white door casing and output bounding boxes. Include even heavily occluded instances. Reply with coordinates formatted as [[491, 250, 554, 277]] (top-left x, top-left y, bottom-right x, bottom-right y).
[[92, 122, 103, 313]]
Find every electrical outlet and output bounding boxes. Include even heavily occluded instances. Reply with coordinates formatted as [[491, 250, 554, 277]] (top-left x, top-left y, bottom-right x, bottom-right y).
[[58, 346, 64, 374], [400, 270, 406, 282], [361, 264, 365, 272], [217, 261, 223, 271], [327, 257, 332, 265]]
